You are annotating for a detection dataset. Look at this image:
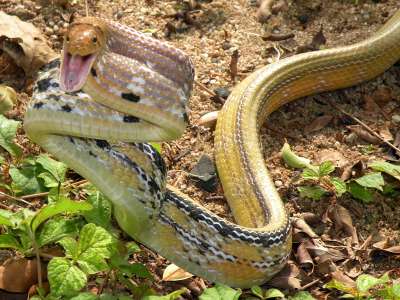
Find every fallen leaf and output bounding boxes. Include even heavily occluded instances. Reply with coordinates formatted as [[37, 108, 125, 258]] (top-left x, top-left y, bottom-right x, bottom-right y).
[[304, 115, 333, 134], [378, 122, 393, 142], [269, 263, 301, 290], [0, 85, 17, 113], [0, 258, 46, 293], [162, 263, 193, 281], [296, 242, 314, 273], [329, 204, 358, 245], [314, 149, 349, 168], [293, 218, 318, 238], [372, 240, 400, 255], [0, 12, 57, 76], [198, 110, 219, 129], [347, 125, 380, 144]]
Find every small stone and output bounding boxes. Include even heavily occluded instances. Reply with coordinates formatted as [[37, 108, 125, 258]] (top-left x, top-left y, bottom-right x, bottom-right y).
[[221, 41, 232, 50], [63, 22, 69, 28], [53, 25, 59, 32], [274, 180, 283, 187], [213, 87, 231, 100], [190, 155, 218, 192], [297, 14, 309, 24], [48, 21, 55, 27], [45, 27, 54, 35], [392, 115, 400, 124], [50, 35, 58, 40]]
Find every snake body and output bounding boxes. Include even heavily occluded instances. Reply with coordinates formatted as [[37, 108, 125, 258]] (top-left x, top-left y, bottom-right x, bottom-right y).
[[24, 11, 400, 287]]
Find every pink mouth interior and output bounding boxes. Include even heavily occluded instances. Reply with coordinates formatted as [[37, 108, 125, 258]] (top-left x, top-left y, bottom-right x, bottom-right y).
[[60, 51, 96, 92]]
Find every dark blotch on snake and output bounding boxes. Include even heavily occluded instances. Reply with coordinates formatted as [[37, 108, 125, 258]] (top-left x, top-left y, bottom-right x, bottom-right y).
[[51, 82, 60, 88], [89, 151, 97, 157], [48, 94, 60, 101], [182, 112, 189, 123], [91, 68, 97, 77], [95, 139, 111, 149], [121, 93, 140, 102], [33, 102, 44, 109], [39, 59, 60, 72], [123, 115, 140, 123], [37, 78, 52, 92], [61, 104, 72, 112]]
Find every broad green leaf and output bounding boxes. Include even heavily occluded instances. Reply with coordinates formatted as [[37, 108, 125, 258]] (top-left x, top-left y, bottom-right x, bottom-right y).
[[9, 163, 47, 195], [47, 257, 87, 297], [76, 224, 114, 274], [126, 241, 141, 254], [288, 291, 316, 300], [330, 177, 347, 197], [199, 284, 241, 300], [142, 288, 187, 300], [250, 286, 263, 298], [36, 154, 67, 184], [36, 217, 82, 247], [70, 293, 98, 300], [301, 166, 320, 181], [355, 172, 384, 191], [356, 273, 389, 293], [0, 233, 21, 249], [0, 209, 13, 227], [111, 254, 151, 278], [319, 161, 335, 177], [324, 279, 355, 294], [31, 197, 92, 232], [281, 143, 311, 169], [0, 154, 4, 164], [297, 186, 327, 200], [83, 188, 112, 229], [0, 115, 22, 157], [38, 172, 60, 188], [347, 182, 374, 203], [59, 237, 78, 258], [264, 288, 285, 299], [369, 161, 400, 181]]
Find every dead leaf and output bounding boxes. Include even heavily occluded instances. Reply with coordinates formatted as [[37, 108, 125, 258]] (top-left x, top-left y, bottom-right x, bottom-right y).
[[198, 110, 219, 129], [304, 115, 333, 134], [340, 160, 366, 181], [0, 258, 46, 293], [329, 204, 358, 245], [293, 218, 318, 238], [331, 269, 356, 287], [296, 242, 314, 273], [372, 240, 400, 255], [0, 12, 57, 76], [372, 86, 393, 107], [310, 26, 326, 50], [162, 263, 193, 281], [347, 125, 380, 144], [378, 122, 393, 142], [0, 85, 17, 113], [229, 49, 239, 82], [269, 263, 301, 290], [314, 149, 349, 168]]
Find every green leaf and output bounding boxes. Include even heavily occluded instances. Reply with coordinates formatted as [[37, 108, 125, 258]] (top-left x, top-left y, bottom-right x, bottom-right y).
[[142, 288, 187, 300], [264, 288, 285, 299], [297, 186, 327, 200], [47, 257, 87, 297], [9, 163, 47, 195], [149, 142, 162, 154], [319, 161, 335, 177], [36, 154, 67, 185], [70, 293, 98, 300], [356, 273, 389, 293], [126, 241, 141, 254], [76, 223, 114, 274], [288, 291, 316, 300], [369, 161, 400, 181], [199, 284, 241, 300], [250, 286, 263, 298], [0, 209, 13, 227], [355, 172, 384, 191], [83, 187, 112, 229], [301, 166, 320, 181], [0, 233, 21, 249], [330, 177, 347, 197], [347, 182, 374, 203], [58, 237, 78, 258], [281, 143, 311, 169], [324, 279, 355, 294], [111, 253, 151, 278], [31, 197, 92, 232], [0, 115, 22, 157], [38, 172, 59, 188], [0, 154, 4, 164], [36, 217, 82, 247]]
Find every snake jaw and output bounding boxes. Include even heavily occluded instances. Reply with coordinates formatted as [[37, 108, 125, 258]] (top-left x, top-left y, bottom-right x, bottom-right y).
[[60, 50, 97, 92]]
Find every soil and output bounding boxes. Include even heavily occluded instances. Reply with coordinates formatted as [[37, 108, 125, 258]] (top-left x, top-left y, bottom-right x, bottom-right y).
[[1, 0, 400, 299]]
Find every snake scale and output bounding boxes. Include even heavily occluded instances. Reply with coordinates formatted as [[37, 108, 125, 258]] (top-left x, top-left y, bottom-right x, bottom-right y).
[[24, 10, 400, 287]]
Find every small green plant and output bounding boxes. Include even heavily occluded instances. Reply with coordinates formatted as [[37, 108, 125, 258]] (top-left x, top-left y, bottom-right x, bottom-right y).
[[281, 142, 400, 202], [324, 273, 400, 299]]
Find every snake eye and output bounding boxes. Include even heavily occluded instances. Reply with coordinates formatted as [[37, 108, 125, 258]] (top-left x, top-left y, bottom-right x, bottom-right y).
[[92, 37, 97, 44]]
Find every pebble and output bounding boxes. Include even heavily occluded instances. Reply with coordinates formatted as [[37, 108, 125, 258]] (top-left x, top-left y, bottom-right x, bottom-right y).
[[392, 115, 400, 124], [50, 34, 58, 40], [53, 25, 59, 32], [190, 155, 218, 192], [48, 21, 55, 27], [274, 180, 283, 187], [45, 27, 54, 35]]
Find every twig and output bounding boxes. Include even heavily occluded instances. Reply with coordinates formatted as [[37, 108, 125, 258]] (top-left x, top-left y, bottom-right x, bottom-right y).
[[327, 100, 400, 154], [98, 270, 111, 295], [194, 81, 225, 104], [299, 278, 320, 290], [0, 191, 33, 206], [39, 251, 56, 259], [21, 192, 49, 200], [85, 0, 89, 17]]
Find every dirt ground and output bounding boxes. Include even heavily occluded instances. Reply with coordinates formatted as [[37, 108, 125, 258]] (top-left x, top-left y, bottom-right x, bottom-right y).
[[1, 0, 400, 298]]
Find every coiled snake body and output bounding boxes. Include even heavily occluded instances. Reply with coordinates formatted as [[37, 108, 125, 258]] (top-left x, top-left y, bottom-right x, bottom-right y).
[[25, 11, 400, 287]]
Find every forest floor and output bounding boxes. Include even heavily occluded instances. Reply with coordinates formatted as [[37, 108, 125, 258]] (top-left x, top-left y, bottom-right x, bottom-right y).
[[1, 0, 400, 299]]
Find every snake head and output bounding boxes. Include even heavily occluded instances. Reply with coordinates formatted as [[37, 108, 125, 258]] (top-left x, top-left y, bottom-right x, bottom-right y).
[[60, 18, 106, 92]]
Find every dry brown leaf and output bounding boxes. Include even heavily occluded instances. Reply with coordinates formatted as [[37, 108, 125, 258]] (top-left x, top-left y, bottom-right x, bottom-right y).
[[0, 85, 17, 113], [314, 149, 349, 168], [347, 125, 380, 144], [340, 160, 365, 181], [372, 86, 393, 107], [268, 263, 301, 290], [304, 115, 333, 134], [229, 49, 239, 82], [329, 204, 358, 245], [296, 242, 314, 273], [305, 239, 346, 263], [331, 269, 356, 288], [379, 122, 393, 142], [293, 218, 318, 238], [372, 240, 400, 255], [300, 212, 321, 226], [0, 12, 57, 76], [0, 258, 46, 293], [198, 110, 219, 129], [162, 263, 193, 281]]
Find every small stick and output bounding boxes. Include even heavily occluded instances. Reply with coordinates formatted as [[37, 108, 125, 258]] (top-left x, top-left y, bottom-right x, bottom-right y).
[[194, 81, 226, 104], [0, 191, 33, 206], [327, 100, 400, 153], [85, 0, 89, 17], [299, 278, 320, 290]]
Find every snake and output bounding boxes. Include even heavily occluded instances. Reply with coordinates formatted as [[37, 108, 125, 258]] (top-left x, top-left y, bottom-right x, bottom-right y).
[[24, 10, 400, 288]]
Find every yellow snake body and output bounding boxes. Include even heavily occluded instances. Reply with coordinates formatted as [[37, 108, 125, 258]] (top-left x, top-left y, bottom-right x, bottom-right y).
[[24, 11, 400, 287]]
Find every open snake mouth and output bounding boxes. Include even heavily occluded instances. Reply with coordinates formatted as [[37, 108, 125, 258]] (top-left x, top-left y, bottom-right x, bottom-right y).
[[60, 51, 97, 92]]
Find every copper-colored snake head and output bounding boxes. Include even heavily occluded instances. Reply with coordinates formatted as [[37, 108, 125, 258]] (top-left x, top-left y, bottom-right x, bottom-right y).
[[60, 17, 107, 92]]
